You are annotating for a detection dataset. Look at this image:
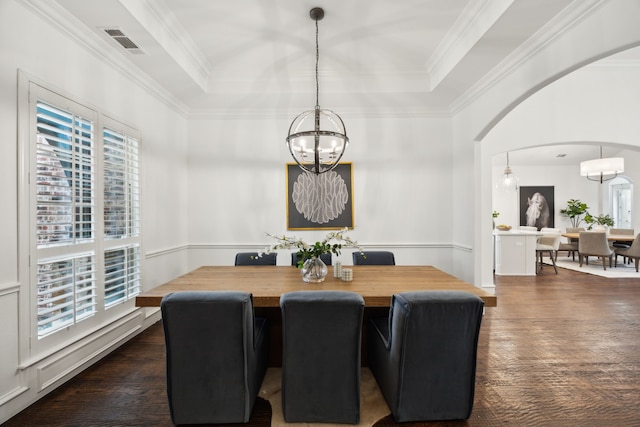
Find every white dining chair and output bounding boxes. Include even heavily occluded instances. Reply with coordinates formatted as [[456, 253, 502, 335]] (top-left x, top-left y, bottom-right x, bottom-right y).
[[536, 228, 561, 274], [558, 227, 584, 261]]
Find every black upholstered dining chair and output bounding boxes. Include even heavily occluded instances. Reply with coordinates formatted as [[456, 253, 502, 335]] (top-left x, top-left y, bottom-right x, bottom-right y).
[[161, 291, 269, 424], [352, 251, 395, 265], [280, 290, 364, 423], [367, 291, 484, 422], [234, 252, 277, 265], [291, 252, 332, 266]]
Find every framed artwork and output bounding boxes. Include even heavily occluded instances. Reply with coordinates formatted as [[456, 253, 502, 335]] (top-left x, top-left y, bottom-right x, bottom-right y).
[[286, 162, 354, 230], [519, 186, 554, 230]]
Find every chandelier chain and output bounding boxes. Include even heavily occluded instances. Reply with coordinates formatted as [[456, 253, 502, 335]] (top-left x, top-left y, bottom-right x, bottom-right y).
[[315, 19, 320, 108]]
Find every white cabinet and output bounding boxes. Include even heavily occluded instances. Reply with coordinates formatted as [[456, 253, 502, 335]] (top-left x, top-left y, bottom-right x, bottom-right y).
[[494, 231, 540, 276]]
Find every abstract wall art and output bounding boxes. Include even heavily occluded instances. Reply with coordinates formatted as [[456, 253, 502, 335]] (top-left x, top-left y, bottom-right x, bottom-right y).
[[286, 163, 354, 230]]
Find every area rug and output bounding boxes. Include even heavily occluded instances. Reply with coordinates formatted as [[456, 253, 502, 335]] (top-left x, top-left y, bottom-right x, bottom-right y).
[[371, 414, 456, 426], [260, 367, 391, 427], [555, 257, 640, 278], [259, 367, 473, 426]]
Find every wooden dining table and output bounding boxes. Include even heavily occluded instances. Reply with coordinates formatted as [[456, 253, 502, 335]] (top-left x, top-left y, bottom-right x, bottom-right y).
[[136, 265, 496, 366], [135, 265, 497, 308], [561, 232, 635, 242]]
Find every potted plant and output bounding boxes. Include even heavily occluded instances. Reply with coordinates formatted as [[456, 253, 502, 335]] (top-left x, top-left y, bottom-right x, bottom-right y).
[[584, 213, 614, 231], [560, 199, 589, 228]]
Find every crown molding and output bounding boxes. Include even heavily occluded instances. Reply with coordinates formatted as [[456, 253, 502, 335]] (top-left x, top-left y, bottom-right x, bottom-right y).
[[119, 0, 211, 91], [426, 0, 514, 91], [186, 106, 452, 120], [19, 0, 191, 118], [449, 0, 605, 114]]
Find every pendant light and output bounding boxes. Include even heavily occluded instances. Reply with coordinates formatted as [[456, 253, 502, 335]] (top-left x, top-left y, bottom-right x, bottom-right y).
[[580, 146, 624, 183], [286, 7, 349, 174], [495, 152, 519, 192]]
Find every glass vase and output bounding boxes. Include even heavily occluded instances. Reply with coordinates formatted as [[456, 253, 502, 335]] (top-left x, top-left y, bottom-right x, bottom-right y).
[[301, 256, 328, 283]]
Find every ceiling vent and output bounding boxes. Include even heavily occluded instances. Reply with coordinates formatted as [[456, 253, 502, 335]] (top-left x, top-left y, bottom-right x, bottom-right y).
[[104, 28, 144, 54]]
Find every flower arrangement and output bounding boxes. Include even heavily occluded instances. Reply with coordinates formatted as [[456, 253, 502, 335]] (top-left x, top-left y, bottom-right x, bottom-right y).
[[260, 228, 363, 268]]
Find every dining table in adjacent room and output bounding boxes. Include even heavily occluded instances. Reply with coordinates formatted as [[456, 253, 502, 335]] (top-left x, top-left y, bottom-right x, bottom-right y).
[[136, 265, 496, 366], [561, 232, 636, 242]]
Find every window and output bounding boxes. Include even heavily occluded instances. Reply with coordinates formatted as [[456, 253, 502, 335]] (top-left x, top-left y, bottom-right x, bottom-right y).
[[36, 99, 97, 338], [103, 126, 141, 308], [103, 127, 140, 239], [37, 254, 96, 335], [28, 83, 142, 345]]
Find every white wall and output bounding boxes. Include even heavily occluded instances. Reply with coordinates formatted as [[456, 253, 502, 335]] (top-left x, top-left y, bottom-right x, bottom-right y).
[[186, 115, 457, 270], [0, 1, 189, 422]]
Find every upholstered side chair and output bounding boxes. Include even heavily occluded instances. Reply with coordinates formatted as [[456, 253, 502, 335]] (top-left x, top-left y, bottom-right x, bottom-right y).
[[161, 291, 269, 425], [578, 232, 613, 270], [368, 291, 484, 422], [280, 290, 364, 424], [291, 252, 332, 266], [609, 228, 634, 255], [614, 233, 640, 271], [537, 228, 562, 274], [352, 251, 395, 265], [234, 252, 277, 265], [558, 227, 584, 260]]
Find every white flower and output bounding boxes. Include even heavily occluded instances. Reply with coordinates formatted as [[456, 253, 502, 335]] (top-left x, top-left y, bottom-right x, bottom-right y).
[[259, 228, 363, 266]]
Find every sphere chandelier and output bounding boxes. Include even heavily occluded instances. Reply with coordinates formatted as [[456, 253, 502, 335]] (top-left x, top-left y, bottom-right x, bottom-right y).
[[286, 7, 349, 175]]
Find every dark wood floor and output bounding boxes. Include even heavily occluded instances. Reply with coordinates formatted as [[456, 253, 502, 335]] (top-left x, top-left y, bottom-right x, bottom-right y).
[[4, 264, 640, 426]]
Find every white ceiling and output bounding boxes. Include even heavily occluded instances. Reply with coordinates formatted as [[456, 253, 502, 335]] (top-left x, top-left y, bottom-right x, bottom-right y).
[[30, 0, 638, 165], [46, 0, 577, 114]]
